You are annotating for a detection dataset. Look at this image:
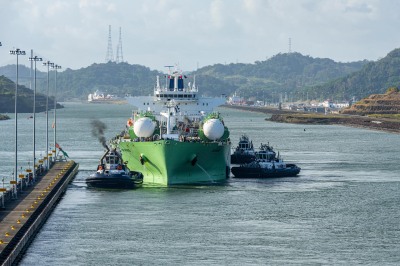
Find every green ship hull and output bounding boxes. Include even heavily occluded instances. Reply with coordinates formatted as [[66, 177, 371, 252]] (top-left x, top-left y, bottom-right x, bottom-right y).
[[119, 140, 231, 186]]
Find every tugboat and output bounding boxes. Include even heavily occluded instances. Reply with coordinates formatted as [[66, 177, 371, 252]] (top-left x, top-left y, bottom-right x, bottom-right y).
[[230, 135, 256, 164], [231, 143, 301, 178], [86, 147, 143, 189]]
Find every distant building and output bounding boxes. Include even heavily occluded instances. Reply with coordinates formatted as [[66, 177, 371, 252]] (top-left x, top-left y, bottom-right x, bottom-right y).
[[322, 99, 350, 109], [334, 101, 350, 108], [322, 100, 334, 108]]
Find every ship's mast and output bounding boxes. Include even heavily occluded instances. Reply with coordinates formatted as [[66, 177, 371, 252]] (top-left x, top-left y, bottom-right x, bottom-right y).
[[165, 100, 175, 135], [166, 106, 171, 135], [156, 76, 160, 90]]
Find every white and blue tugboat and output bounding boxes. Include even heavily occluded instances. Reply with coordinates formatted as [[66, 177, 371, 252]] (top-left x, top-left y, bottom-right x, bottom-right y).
[[86, 148, 142, 189], [230, 134, 256, 164], [231, 143, 300, 178]]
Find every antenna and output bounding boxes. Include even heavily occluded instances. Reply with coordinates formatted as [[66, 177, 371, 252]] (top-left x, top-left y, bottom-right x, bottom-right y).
[[105, 25, 114, 62], [164, 65, 174, 73], [288, 37, 292, 53], [115, 27, 124, 63]]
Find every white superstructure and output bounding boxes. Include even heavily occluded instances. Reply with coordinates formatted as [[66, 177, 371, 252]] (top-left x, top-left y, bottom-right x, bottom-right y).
[[126, 68, 226, 129], [88, 90, 118, 102]]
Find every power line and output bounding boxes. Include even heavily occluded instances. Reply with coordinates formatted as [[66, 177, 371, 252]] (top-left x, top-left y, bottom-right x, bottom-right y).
[[105, 25, 114, 62], [115, 27, 124, 63]]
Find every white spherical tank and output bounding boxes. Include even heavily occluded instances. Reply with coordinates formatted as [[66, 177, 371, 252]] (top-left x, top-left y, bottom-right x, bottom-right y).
[[203, 119, 224, 141], [133, 117, 155, 138]]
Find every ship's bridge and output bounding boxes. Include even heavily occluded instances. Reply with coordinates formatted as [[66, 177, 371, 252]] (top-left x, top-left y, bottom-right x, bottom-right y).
[[155, 90, 197, 101], [126, 69, 226, 115], [154, 72, 198, 102]]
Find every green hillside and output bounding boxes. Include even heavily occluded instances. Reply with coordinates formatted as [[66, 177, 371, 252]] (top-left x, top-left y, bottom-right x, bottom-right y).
[[0, 75, 58, 113], [0, 62, 162, 101], [311, 48, 400, 100], [54, 62, 162, 100], [193, 52, 367, 101], [8, 49, 400, 103]]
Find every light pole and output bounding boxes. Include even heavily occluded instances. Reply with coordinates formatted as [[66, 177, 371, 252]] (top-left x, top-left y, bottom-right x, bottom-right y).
[[9, 48, 26, 198], [43, 61, 54, 170], [29, 55, 42, 182], [51, 64, 61, 160]]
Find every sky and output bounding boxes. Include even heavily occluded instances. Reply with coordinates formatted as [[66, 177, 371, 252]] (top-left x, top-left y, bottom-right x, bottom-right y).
[[1, 0, 400, 72]]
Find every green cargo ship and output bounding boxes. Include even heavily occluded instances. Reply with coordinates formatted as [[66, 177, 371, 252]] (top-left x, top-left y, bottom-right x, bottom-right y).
[[116, 68, 231, 186], [119, 139, 230, 186]]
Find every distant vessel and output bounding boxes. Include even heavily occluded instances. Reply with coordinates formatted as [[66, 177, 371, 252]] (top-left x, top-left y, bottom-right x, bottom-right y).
[[227, 92, 245, 105], [115, 67, 231, 186], [88, 90, 119, 103], [86, 148, 142, 189], [231, 143, 300, 178], [230, 135, 256, 164]]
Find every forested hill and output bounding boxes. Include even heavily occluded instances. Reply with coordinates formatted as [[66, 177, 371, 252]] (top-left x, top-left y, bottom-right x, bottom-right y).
[[311, 48, 400, 100], [0, 53, 368, 101], [56, 62, 163, 99], [0, 62, 163, 101], [0, 51, 387, 102], [0, 75, 58, 113], [193, 52, 368, 100]]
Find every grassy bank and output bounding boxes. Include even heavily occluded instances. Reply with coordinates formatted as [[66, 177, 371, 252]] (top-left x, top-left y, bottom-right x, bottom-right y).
[[367, 114, 400, 120], [270, 113, 400, 133], [223, 105, 400, 134]]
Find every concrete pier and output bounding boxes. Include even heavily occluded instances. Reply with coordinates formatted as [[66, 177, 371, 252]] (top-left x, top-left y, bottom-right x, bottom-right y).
[[0, 161, 79, 266]]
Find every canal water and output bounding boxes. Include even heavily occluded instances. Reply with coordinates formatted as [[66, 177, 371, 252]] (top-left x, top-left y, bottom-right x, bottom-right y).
[[1, 103, 400, 265]]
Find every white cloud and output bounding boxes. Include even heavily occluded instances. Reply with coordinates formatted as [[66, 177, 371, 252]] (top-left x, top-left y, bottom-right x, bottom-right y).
[[210, 0, 225, 29], [0, 0, 400, 70]]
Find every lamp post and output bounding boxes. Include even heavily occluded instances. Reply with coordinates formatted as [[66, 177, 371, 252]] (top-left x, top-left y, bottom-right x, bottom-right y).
[[43, 61, 54, 170], [9, 48, 26, 198], [29, 55, 42, 182], [51, 64, 61, 160]]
